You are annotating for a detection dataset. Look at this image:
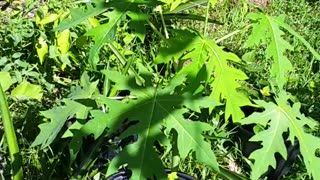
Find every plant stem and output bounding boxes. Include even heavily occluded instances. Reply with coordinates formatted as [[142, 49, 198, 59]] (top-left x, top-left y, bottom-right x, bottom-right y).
[[203, 0, 211, 37], [107, 43, 144, 86], [159, 6, 169, 39], [215, 24, 252, 43], [0, 84, 23, 180], [146, 19, 169, 44], [171, 130, 179, 171]]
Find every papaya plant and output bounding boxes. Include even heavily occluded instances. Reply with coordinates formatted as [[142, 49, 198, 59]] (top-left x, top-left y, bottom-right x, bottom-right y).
[[27, 0, 320, 179]]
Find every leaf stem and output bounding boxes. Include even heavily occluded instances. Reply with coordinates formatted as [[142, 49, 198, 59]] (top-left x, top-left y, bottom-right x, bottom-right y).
[[203, 0, 211, 37], [171, 130, 180, 171], [107, 43, 144, 84], [215, 24, 252, 43], [0, 84, 23, 180], [146, 19, 169, 44], [159, 6, 169, 39]]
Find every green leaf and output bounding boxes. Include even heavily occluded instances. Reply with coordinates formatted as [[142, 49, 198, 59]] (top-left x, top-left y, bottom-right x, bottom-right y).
[[11, 81, 43, 101], [205, 40, 251, 122], [31, 99, 90, 149], [63, 121, 84, 163], [245, 13, 294, 90], [0, 72, 13, 92], [56, 29, 71, 54], [68, 72, 99, 100], [156, 30, 251, 122], [85, 0, 157, 68], [36, 36, 48, 65], [102, 71, 220, 179], [54, 0, 109, 31], [241, 92, 320, 180], [39, 13, 59, 25], [85, 10, 123, 68], [273, 16, 320, 61]]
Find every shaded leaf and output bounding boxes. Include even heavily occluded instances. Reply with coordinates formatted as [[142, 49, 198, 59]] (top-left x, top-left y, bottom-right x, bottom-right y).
[[102, 71, 219, 179], [68, 72, 98, 100], [31, 99, 90, 149]]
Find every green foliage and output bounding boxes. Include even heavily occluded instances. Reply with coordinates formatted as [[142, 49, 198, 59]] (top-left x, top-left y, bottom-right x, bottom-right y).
[[156, 30, 251, 122], [241, 92, 320, 179], [1, 0, 320, 179], [103, 71, 220, 179]]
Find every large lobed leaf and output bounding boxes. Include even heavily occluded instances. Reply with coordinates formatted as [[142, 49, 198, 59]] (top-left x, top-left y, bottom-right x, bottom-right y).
[[31, 99, 90, 149], [241, 92, 320, 180], [155, 30, 251, 122], [245, 13, 294, 90], [32, 73, 98, 149], [96, 70, 220, 179]]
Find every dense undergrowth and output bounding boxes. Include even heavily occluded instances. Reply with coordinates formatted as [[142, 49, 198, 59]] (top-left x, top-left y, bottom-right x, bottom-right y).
[[1, 0, 320, 179]]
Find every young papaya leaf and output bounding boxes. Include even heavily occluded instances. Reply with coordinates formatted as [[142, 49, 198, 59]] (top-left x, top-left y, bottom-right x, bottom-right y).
[[54, 0, 108, 31], [155, 30, 208, 93], [85, 0, 159, 68], [156, 29, 251, 122], [245, 12, 294, 90], [85, 10, 123, 68], [68, 72, 99, 100], [205, 40, 251, 122], [241, 92, 320, 180], [11, 80, 43, 101], [31, 99, 90, 149], [101, 71, 220, 179]]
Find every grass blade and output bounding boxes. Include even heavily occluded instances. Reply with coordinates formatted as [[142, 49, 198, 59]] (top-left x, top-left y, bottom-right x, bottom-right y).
[[0, 84, 23, 180]]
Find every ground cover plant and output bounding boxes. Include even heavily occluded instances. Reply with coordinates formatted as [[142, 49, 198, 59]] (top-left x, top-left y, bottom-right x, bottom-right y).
[[1, 0, 320, 179]]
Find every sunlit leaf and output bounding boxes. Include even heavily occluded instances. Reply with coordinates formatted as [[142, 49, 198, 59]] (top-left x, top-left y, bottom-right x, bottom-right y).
[[31, 99, 90, 149], [56, 29, 71, 54], [54, 0, 109, 31], [39, 13, 59, 25], [36, 36, 48, 64], [0, 72, 13, 92], [241, 92, 320, 180], [11, 81, 43, 101], [245, 13, 294, 90]]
